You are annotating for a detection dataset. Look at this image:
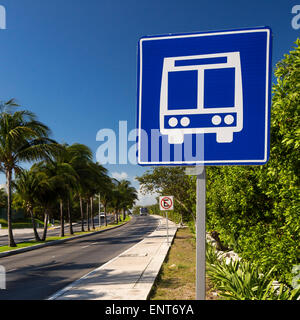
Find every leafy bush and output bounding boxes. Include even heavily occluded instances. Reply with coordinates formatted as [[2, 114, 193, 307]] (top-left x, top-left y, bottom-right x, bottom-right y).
[[206, 243, 300, 300], [205, 39, 300, 284]]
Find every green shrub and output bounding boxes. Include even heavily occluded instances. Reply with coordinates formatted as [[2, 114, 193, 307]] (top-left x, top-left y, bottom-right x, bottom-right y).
[[206, 243, 300, 300], [205, 40, 300, 284]]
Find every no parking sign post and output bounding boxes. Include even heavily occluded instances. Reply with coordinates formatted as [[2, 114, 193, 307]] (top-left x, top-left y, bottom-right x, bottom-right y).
[[159, 196, 174, 246]]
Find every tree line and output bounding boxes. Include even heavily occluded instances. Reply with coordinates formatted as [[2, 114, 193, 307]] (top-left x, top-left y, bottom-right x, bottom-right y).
[[0, 100, 137, 247]]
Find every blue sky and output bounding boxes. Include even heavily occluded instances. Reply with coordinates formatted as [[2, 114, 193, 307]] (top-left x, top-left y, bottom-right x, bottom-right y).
[[0, 0, 299, 204]]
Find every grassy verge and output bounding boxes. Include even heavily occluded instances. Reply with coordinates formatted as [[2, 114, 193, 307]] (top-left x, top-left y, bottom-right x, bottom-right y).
[[0, 215, 132, 253], [149, 226, 218, 300]]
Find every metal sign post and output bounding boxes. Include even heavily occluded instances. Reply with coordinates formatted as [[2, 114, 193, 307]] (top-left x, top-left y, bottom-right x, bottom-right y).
[[196, 166, 206, 300], [166, 211, 169, 246], [159, 196, 173, 247]]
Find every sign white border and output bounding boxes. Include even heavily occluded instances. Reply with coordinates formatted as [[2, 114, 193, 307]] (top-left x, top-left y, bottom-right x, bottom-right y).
[[159, 196, 174, 211], [137, 28, 271, 165]]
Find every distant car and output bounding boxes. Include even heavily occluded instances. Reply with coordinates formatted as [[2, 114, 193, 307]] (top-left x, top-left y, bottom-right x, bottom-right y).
[[99, 212, 105, 218], [139, 207, 148, 216]]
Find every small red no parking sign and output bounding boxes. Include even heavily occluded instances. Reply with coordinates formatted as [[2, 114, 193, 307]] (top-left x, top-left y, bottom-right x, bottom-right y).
[[159, 196, 174, 211]]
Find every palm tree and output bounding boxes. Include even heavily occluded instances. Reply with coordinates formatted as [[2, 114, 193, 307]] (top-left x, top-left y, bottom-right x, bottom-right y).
[[62, 144, 93, 233], [0, 188, 7, 208], [0, 100, 60, 247], [110, 179, 123, 224], [13, 169, 42, 241], [31, 167, 59, 241], [119, 180, 138, 220], [34, 159, 77, 238], [99, 176, 114, 227], [83, 162, 108, 229], [110, 180, 138, 223], [35, 145, 107, 237]]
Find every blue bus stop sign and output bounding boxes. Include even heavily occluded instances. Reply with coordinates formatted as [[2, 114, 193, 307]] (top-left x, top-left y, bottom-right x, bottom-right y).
[[136, 27, 272, 166]]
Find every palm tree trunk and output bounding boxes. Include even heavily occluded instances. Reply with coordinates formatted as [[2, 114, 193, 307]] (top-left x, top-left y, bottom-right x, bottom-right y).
[[86, 201, 90, 231], [79, 196, 84, 232], [90, 197, 95, 229], [6, 169, 16, 247], [67, 199, 73, 235], [29, 209, 41, 241], [42, 210, 49, 241], [115, 209, 119, 224], [60, 199, 64, 237], [123, 208, 126, 221]]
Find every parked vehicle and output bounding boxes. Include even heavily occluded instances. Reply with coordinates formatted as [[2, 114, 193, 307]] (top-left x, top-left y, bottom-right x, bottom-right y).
[[139, 207, 148, 216]]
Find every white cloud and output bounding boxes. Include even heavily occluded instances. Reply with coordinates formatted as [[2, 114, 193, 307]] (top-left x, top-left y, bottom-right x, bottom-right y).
[[111, 171, 129, 181], [135, 186, 159, 207]]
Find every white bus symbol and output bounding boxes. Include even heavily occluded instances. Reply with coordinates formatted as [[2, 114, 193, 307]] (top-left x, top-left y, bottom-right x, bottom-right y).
[[159, 52, 243, 144]]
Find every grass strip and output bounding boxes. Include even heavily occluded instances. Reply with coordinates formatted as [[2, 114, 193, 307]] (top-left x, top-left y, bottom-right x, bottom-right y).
[[149, 226, 218, 300]]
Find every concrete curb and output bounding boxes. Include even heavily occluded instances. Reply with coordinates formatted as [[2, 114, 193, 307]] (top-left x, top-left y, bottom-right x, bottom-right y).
[[0, 217, 134, 259], [145, 226, 178, 300]]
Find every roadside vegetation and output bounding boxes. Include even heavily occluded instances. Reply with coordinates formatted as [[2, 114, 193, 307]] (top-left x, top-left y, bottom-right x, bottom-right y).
[[138, 39, 300, 299], [205, 242, 299, 300], [0, 101, 137, 248]]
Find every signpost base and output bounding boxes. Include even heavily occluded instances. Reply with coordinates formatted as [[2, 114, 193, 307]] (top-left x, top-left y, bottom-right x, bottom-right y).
[[166, 212, 169, 246]]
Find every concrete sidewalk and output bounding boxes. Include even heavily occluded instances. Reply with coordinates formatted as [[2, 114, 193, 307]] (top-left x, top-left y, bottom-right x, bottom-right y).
[[0, 227, 45, 237], [0, 224, 66, 237], [49, 215, 177, 300]]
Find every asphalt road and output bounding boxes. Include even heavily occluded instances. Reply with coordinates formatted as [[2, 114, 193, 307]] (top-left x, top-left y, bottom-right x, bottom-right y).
[[0, 215, 114, 247], [0, 215, 159, 300]]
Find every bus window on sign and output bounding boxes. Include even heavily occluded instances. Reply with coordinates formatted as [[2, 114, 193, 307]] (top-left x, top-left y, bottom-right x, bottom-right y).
[[204, 68, 235, 109]]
